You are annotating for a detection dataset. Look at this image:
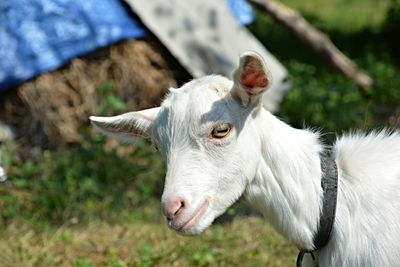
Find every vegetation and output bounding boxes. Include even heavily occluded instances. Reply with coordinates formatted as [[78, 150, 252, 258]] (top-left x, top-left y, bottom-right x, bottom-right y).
[[0, 216, 296, 267], [250, 0, 400, 138], [0, 0, 399, 266]]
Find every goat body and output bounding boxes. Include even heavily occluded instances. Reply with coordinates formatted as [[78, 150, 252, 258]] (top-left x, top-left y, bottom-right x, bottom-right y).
[[90, 51, 400, 266]]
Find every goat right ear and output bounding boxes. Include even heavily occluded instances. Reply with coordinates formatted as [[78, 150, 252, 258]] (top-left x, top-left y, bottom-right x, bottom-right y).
[[89, 107, 160, 142], [231, 51, 272, 107]]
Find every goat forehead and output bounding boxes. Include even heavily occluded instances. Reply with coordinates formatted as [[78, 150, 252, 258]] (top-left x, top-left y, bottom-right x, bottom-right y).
[[153, 76, 233, 143], [178, 75, 233, 95], [165, 78, 232, 120]]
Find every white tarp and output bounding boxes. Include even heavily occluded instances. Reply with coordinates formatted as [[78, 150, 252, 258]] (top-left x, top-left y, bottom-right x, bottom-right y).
[[124, 0, 290, 112], [0, 121, 14, 142]]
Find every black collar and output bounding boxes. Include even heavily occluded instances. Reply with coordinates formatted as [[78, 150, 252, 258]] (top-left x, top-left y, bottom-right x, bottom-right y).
[[297, 155, 338, 267]]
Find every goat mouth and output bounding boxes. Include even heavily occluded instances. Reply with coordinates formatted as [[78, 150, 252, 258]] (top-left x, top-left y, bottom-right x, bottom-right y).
[[174, 200, 209, 232]]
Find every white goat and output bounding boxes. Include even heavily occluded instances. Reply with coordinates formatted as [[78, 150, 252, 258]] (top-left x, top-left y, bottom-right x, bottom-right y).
[[90, 51, 400, 266]]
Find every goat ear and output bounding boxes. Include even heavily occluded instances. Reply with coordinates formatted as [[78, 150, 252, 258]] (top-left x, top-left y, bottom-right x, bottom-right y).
[[231, 51, 272, 107], [89, 107, 160, 142]]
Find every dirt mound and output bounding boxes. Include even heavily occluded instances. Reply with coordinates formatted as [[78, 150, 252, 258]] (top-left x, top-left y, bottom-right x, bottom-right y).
[[0, 37, 189, 150]]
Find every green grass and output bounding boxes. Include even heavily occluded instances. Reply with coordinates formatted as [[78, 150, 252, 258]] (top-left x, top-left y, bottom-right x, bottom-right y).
[[0, 137, 165, 224], [0, 210, 296, 267], [278, 0, 389, 32], [249, 0, 400, 138]]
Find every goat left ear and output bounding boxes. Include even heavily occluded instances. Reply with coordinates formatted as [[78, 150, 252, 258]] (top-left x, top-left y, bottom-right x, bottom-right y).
[[232, 51, 272, 107], [89, 107, 160, 142]]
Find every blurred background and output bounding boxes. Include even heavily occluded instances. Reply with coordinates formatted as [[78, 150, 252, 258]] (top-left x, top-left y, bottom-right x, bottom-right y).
[[0, 0, 399, 266]]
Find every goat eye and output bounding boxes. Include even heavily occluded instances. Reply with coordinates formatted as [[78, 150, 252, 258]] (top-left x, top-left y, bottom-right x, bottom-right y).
[[211, 123, 231, 138]]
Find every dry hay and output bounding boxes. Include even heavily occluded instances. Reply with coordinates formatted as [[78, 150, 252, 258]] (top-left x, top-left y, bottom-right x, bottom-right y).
[[0, 37, 189, 150]]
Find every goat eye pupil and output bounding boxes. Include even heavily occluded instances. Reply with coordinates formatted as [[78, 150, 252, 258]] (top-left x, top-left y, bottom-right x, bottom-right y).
[[212, 124, 231, 138]]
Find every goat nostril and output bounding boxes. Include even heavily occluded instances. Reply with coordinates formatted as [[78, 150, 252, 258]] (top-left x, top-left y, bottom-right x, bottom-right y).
[[164, 197, 187, 220], [174, 200, 185, 216]]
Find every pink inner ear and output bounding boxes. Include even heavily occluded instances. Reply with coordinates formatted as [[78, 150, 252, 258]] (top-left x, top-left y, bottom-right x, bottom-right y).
[[242, 73, 269, 89], [241, 57, 269, 89]]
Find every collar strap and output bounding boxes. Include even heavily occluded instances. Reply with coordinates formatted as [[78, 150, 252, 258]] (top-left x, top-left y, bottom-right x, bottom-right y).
[[297, 155, 338, 267], [313, 155, 338, 249]]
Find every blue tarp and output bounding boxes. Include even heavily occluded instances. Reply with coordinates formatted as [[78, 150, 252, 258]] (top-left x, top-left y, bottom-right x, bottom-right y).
[[0, 0, 254, 90]]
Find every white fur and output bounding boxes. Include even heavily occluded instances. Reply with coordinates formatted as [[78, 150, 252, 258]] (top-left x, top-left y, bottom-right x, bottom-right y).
[[90, 52, 400, 266]]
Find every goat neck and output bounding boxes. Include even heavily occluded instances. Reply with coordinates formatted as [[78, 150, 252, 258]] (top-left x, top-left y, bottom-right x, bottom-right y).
[[245, 109, 324, 250]]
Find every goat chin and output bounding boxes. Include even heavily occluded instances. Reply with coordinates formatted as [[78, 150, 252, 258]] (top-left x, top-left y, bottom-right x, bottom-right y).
[[174, 215, 215, 236]]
